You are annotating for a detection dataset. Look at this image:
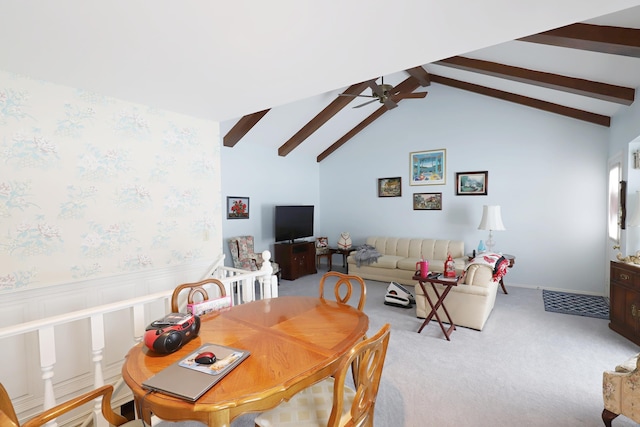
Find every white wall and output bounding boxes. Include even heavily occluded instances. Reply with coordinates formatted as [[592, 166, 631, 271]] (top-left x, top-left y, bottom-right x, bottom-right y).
[[320, 84, 610, 294], [0, 71, 222, 293], [220, 142, 320, 264]]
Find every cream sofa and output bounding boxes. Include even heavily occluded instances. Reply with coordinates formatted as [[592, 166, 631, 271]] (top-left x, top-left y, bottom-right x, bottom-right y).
[[346, 236, 467, 285], [347, 236, 499, 331]]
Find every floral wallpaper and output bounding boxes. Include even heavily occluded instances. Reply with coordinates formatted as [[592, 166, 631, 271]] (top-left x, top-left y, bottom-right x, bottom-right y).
[[0, 71, 222, 292]]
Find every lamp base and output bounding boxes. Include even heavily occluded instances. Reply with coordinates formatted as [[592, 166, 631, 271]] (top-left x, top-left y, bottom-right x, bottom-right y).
[[485, 231, 496, 253]]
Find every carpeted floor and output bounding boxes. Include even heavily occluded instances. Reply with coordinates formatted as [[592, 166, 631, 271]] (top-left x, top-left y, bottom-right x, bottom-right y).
[[542, 289, 610, 320]]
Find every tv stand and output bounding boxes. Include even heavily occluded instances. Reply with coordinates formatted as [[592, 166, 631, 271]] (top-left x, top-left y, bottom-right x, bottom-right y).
[[274, 241, 317, 281]]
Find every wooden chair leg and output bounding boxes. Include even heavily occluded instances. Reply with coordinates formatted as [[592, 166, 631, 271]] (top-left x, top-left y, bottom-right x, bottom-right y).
[[602, 408, 618, 427]]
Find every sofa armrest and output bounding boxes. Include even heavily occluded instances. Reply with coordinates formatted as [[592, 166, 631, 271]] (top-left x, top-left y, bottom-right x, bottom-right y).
[[463, 264, 494, 287]]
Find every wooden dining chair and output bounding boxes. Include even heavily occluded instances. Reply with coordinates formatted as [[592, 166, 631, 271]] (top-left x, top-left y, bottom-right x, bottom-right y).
[[318, 271, 367, 311], [0, 383, 142, 427], [254, 323, 391, 427], [170, 278, 227, 313]]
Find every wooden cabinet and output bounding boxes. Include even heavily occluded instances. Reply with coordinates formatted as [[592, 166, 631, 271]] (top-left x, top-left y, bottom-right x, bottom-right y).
[[610, 261, 640, 346], [274, 241, 317, 281]]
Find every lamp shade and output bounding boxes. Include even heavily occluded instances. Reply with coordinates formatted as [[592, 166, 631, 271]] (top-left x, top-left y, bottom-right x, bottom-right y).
[[478, 205, 506, 231]]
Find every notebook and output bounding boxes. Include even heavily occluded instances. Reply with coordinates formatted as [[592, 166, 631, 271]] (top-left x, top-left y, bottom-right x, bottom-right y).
[[142, 343, 250, 402]]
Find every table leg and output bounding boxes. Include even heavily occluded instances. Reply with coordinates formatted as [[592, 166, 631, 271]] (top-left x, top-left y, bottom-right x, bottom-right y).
[[417, 282, 456, 340], [499, 278, 508, 294]]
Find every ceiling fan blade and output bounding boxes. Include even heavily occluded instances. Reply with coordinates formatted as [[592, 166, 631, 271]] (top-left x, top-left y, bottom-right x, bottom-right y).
[[394, 92, 428, 100], [368, 81, 385, 99], [353, 99, 379, 108], [383, 99, 398, 110], [338, 93, 376, 98]]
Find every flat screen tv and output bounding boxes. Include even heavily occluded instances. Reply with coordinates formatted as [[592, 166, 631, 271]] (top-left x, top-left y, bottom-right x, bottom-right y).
[[275, 205, 314, 243]]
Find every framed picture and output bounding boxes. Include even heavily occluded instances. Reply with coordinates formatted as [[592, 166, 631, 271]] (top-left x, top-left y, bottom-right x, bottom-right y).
[[378, 177, 402, 197], [455, 171, 488, 196], [410, 149, 446, 185], [227, 196, 249, 219], [413, 192, 442, 210]]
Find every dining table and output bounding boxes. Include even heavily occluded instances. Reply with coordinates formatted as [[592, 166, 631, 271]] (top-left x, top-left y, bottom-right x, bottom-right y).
[[121, 295, 369, 427]]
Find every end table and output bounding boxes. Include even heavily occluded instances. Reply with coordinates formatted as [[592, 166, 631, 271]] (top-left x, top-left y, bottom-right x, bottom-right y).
[[414, 272, 465, 341]]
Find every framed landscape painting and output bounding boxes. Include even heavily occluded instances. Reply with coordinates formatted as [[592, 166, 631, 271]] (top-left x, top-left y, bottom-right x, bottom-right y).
[[413, 192, 442, 210], [227, 196, 249, 219], [378, 177, 402, 197], [410, 149, 446, 185], [455, 171, 488, 196]]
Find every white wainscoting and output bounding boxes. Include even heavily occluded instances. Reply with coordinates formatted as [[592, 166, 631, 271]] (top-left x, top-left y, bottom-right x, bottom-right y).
[[0, 260, 214, 425]]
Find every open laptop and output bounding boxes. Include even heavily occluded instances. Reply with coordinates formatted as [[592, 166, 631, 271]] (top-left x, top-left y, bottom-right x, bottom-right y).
[[142, 343, 250, 402]]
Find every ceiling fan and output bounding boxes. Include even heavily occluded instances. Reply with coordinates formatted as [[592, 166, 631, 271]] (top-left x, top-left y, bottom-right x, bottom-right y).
[[340, 77, 428, 110]]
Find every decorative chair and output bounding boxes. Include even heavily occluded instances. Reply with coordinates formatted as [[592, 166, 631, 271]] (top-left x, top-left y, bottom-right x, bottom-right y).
[[171, 278, 227, 312], [227, 236, 280, 277], [316, 236, 331, 268], [602, 353, 640, 426], [0, 383, 142, 427], [319, 271, 367, 311], [254, 323, 391, 427]]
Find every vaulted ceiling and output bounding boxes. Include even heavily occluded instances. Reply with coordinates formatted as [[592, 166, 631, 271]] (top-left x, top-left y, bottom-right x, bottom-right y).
[[2, 1, 640, 162], [222, 9, 640, 162]]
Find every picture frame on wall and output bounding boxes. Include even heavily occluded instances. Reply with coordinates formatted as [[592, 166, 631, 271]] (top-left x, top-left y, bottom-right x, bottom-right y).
[[378, 177, 402, 197], [227, 196, 249, 219], [455, 171, 488, 196], [413, 192, 442, 210], [410, 149, 446, 185]]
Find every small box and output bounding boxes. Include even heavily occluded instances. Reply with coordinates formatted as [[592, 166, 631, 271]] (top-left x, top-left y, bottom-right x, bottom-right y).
[[187, 296, 233, 317]]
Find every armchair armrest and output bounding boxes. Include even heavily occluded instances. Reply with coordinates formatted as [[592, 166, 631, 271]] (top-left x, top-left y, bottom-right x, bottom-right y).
[[22, 385, 128, 427]]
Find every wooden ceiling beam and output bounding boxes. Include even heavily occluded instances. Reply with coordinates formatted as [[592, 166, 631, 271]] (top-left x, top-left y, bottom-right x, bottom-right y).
[[278, 80, 375, 157], [223, 109, 270, 147], [519, 23, 640, 58], [317, 77, 421, 162], [436, 56, 635, 105], [405, 66, 431, 87], [430, 74, 610, 127]]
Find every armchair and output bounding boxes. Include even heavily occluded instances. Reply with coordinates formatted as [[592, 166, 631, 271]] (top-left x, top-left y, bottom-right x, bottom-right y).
[[316, 236, 330, 268], [227, 236, 279, 276], [603, 353, 640, 426]]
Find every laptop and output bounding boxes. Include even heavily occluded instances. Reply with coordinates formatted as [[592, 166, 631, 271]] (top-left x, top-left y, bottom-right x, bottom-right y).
[[142, 343, 250, 402]]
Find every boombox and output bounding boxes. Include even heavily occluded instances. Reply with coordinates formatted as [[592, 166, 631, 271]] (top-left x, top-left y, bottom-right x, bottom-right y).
[[144, 312, 200, 354]]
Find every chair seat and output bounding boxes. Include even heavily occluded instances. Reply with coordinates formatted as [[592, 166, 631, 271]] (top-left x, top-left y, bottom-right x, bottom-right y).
[[123, 421, 145, 427], [254, 377, 355, 427]]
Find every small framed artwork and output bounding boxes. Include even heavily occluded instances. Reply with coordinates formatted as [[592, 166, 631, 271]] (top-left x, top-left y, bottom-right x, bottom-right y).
[[413, 193, 442, 210], [455, 171, 488, 196], [378, 177, 402, 197], [227, 196, 249, 219], [410, 149, 446, 185]]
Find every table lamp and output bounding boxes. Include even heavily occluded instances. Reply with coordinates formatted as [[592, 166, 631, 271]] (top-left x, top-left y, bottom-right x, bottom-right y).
[[478, 205, 506, 253]]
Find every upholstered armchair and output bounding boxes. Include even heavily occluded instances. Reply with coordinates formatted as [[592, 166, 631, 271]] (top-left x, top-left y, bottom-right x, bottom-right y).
[[227, 236, 279, 276], [316, 236, 330, 268], [603, 353, 640, 426]]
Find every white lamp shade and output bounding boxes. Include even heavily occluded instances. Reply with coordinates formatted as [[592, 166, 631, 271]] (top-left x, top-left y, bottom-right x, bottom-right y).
[[478, 205, 506, 231], [630, 191, 640, 227]]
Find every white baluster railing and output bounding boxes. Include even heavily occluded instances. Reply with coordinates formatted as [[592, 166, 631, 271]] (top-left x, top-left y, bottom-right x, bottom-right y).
[[0, 257, 277, 427]]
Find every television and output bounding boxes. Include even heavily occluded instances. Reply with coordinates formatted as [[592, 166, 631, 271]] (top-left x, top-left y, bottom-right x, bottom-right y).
[[275, 205, 314, 243]]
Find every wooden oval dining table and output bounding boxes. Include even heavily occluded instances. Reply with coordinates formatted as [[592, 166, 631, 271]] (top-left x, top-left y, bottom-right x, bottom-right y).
[[121, 295, 369, 427]]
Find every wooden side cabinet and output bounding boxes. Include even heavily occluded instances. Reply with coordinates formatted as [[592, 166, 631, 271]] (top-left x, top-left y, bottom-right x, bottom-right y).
[[274, 241, 317, 281], [610, 261, 640, 346]]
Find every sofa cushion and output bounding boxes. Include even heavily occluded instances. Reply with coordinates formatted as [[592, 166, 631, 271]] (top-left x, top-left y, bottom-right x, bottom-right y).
[[366, 255, 404, 269], [365, 237, 464, 261]]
